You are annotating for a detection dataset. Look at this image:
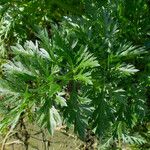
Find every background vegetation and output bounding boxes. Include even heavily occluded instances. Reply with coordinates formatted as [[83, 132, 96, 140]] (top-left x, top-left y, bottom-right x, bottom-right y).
[[0, 0, 150, 149]]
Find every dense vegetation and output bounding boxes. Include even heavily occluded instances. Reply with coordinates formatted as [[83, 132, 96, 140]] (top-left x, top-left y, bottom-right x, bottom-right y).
[[0, 0, 150, 149]]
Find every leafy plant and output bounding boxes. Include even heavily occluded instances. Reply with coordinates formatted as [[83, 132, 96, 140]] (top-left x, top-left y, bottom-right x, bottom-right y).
[[0, 0, 83, 58], [0, 0, 150, 149]]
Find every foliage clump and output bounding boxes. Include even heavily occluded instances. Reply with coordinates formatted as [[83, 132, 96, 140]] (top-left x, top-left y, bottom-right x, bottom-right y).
[[0, 0, 150, 149]]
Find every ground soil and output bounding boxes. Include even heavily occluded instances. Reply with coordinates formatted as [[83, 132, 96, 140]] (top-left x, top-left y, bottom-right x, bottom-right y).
[[0, 125, 83, 150]]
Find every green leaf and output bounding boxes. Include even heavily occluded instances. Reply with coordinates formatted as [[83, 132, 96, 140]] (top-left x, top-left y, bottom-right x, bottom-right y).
[[75, 46, 100, 71], [56, 94, 67, 107], [74, 72, 93, 85], [49, 106, 62, 135], [117, 63, 139, 75]]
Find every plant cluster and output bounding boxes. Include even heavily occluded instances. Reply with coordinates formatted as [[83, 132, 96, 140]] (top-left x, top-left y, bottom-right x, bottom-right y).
[[0, 0, 150, 149]]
